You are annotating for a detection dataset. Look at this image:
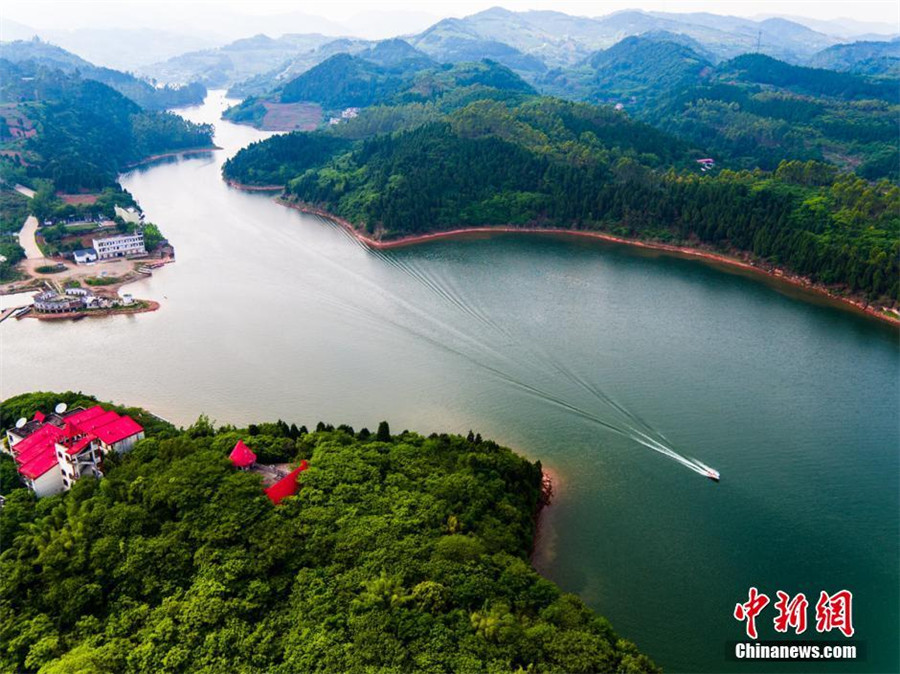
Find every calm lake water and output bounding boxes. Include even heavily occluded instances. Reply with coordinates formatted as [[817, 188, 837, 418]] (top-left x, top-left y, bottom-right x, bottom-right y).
[[2, 92, 897, 673]]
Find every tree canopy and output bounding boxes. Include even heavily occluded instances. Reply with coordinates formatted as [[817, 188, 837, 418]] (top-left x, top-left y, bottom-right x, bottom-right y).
[[0, 60, 214, 193]]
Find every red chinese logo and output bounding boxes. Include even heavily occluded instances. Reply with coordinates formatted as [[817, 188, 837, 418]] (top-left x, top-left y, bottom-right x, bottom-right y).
[[735, 588, 853, 639], [734, 587, 770, 639], [815, 590, 854, 638], [773, 591, 808, 634]]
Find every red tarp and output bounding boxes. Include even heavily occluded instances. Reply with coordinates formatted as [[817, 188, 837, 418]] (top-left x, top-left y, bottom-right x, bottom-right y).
[[264, 460, 309, 504]]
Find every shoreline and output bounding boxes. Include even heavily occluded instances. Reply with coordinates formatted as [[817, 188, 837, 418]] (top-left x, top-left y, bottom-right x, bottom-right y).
[[273, 198, 900, 328], [226, 179, 284, 192], [125, 146, 221, 169], [530, 465, 559, 562], [24, 300, 160, 321]]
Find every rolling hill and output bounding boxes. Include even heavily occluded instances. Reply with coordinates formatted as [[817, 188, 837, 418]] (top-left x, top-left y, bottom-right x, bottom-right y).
[[223, 54, 536, 130], [0, 59, 213, 192], [808, 39, 900, 77]]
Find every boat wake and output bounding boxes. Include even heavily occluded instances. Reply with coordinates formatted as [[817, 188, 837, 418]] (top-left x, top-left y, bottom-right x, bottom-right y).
[[300, 216, 720, 481]]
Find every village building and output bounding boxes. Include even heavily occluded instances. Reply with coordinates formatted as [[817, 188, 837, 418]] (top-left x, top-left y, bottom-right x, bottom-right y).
[[92, 232, 146, 260], [33, 290, 84, 314], [5, 405, 145, 497], [32, 288, 103, 314], [73, 248, 98, 264]]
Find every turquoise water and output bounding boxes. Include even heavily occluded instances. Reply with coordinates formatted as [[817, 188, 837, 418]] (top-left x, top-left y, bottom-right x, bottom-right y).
[[2, 92, 896, 672]]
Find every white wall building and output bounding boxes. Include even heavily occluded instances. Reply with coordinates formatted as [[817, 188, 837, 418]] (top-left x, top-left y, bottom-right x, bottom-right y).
[[92, 232, 146, 260], [73, 249, 98, 264], [7, 406, 145, 497], [22, 465, 65, 497]]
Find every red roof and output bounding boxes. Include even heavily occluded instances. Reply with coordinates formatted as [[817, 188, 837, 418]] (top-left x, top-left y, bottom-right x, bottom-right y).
[[63, 435, 94, 456], [20, 452, 60, 480], [10, 405, 144, 484], [12, 424, 66, 478], [72, 410, 121, 435], [33, 410, 45, 422], [65, 406, 107, 426], [264, 461, 309, 505], [92, 416, 143, 445], [13, 424, 66, 464], [229, 440, 257, 468]]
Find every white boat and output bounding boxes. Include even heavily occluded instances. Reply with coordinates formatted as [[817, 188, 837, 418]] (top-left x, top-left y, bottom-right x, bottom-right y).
[[705, 468, 721, 482]]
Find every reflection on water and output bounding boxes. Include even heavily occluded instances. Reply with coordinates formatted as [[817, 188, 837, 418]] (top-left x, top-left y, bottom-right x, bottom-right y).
[[1, 92, 897, 673]]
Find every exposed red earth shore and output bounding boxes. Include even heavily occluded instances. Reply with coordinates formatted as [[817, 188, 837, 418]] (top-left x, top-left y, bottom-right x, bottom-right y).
[[269, 197, 899, 328], [531, 465, 560, 563]]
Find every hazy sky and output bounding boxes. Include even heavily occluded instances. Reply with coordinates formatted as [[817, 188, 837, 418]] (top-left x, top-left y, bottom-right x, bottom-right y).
[[4, 0, 898, 30]]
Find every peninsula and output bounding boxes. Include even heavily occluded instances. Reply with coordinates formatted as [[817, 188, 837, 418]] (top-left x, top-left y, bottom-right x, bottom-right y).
[[0, 59, 215, 312], [0, 391, 658, 673]]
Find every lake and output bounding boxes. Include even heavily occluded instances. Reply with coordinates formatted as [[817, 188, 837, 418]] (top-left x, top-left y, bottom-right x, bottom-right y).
[[2, 91, 897, 673]]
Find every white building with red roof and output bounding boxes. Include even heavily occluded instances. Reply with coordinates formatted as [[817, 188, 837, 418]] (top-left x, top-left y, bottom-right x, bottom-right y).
[[5, 405, 145, 497]]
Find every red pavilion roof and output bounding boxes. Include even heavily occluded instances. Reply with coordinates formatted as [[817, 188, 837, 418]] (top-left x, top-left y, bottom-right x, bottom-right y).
[[229, 440, 257, 468]]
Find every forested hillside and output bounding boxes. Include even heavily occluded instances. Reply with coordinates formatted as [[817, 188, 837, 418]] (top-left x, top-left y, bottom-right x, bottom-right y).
[[224, 94, 898, 303], [0, 60, 214, 192], [0, 391, 658, 674], [0, 39, 206, 110], [541, 38, 899, 179]]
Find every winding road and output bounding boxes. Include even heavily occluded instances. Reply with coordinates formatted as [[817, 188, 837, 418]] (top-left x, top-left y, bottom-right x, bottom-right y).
[[18, 216, 44, 260]]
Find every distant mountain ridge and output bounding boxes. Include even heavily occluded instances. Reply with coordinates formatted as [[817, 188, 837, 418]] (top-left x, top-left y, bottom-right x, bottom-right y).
[[534, 33, 899, 179], [405, 7, 848, 70], [136, 33, 339, 88], [134, 7, 891, 94]]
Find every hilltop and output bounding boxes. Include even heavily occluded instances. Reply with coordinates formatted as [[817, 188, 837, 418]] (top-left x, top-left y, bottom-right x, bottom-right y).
[[222, 54, 535, 131]]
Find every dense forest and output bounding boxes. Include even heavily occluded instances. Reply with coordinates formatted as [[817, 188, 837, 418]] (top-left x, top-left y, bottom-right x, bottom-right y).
[[224, 93, 898, 303], [0, 60, 214, 193], [0, 391, 658, 674], [540, 39, 900, 179]]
